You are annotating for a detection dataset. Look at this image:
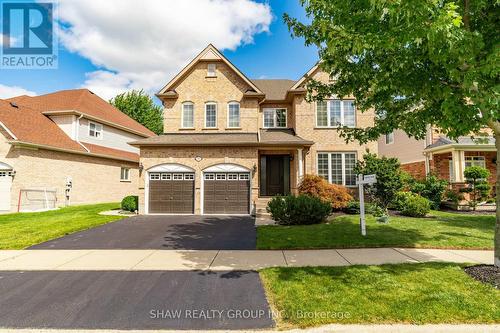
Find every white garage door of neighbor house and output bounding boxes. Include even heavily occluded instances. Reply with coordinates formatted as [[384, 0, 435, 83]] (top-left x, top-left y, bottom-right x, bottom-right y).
[[0, 171, 12, 211]]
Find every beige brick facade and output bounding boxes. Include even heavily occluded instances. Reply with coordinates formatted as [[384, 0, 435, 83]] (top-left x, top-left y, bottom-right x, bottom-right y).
[[0, 137, 138, 212]]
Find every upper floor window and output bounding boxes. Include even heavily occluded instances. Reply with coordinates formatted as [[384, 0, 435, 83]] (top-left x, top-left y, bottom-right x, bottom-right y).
[[316, 100, 356, 128], [89, 121, 103, 139], [205, 102, 217, 128], [182, 102, 194, 128], [207, 63, 216, 77], [385, 132, 394, 144], [227, 102, 240, 128], [263, 108, 286, 128]]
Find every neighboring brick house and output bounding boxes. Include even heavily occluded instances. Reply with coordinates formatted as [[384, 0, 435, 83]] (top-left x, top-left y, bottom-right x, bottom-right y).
[[0, 89, 155, 212], [378, 128, 496, 191], [131, 44, 377, 215]]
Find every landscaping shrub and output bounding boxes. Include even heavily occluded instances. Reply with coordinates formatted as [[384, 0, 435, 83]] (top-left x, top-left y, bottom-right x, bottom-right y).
[[267, 195, 331, 225], [408, 174, 448, 209], [400, 194, 431, 217], [462, 166, 491, 211], [354, 152, 404, 210], [121, 195, 138, 212], [298, 174, 352, 210], [344, 200, 378, 215], [391, 191, 416, 211], [445, 189, 464, 204]]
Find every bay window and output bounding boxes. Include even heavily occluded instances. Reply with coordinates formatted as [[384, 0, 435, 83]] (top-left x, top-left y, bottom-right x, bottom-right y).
[[317, 152, 357, 186], [316, 100, 356, 127]]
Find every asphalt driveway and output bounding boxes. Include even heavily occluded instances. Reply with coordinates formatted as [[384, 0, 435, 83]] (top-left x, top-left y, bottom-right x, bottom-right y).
[[30, 215, 256, 250], [0, 270, 274, 330]]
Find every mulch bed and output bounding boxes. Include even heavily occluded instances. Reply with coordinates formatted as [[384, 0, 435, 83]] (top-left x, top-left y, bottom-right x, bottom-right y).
[[464, 265, 500, 289]]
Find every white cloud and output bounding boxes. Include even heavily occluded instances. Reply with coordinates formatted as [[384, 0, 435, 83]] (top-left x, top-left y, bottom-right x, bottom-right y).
[[0, 84, 37, 99], [56, 0, 273, 98]]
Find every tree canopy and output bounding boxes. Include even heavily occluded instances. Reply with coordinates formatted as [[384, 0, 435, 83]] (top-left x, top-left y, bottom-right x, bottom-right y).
[[110, 90, 163, 135], [285, 0, 499, 142]]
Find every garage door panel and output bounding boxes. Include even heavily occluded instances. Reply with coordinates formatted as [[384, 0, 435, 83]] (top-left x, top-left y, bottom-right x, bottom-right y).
[[203, 174, 250, 214], [149, 174, 194, 214]]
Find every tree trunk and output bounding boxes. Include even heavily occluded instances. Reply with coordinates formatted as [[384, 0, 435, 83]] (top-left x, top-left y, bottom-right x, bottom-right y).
[[495, 131, 500, 267]]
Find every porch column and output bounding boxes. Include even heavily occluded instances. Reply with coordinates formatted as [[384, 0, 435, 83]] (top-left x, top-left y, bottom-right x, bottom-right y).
[[452, 150, 465, 183], [297, 148, 304, 184]]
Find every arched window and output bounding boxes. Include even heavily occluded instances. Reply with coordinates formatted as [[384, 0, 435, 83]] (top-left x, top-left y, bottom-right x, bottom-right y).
[[181, 102, 194, 128], [227, 101, 240, 128]]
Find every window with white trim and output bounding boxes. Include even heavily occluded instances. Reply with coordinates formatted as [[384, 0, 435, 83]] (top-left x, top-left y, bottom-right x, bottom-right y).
[[120, 167, 130, 181], [173, 174, 183, 180], [228, 174, 238, 180], [316, 100, 356, 127], [205, 173, 215, 180], [227, 102, 240, 128], [205, 103, 217, 128], [150, 173, 160, 180], [207, 63, 216, 77], [385, 132, 394, 144], [465, 156, 486, 169], [161, 173, 171, 180], [216, 173, 226, 180], [317, 152, 357, 186], [182, 102, 194, 128], [263, 108, 286, 128], [89, 121, 103, 139], [0, 171, 7, 177], [184, 174, 194, 180], [239, 173, 249, 180]]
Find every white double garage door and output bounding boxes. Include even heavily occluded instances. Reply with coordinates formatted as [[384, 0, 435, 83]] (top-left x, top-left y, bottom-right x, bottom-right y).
[[146, 163, 251, 215]]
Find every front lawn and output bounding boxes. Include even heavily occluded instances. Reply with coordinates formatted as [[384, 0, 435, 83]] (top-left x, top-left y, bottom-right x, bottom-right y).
[[0, 203, 124, 249], [257, 210, 494, 250], [260, 263, 500, 328]]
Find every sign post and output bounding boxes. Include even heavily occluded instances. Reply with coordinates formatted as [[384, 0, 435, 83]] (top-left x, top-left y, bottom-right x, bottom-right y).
[[356, 174, 377, 236]]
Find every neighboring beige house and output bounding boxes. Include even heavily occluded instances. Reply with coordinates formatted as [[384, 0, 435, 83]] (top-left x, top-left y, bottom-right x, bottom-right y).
[[0, 89, 155, 212], [378, 128, 496, 191], [131, 44, 377, 215]]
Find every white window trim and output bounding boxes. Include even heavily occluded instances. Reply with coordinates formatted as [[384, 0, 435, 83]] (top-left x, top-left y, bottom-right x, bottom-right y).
[[88, 121, 103, 140], [465, 156, 486, 168], [227, 101, 241, 128], [120, 167, 130, 182], [317, 152, 358, 187], [204, 102, 218, 128], [207, 63, 217, 77], [262, 108, 287, 128], [385, 132, 394, 145], [315, 100, 356, 128], [181, 102, 194, 129]]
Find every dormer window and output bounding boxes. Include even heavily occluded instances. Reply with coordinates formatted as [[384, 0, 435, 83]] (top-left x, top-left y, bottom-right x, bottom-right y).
[[89, 121, 103, 139], [207, 63, 216, 77]]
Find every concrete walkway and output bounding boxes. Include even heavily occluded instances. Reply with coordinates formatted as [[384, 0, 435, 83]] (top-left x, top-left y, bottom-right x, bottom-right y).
[[0, 248, 493, 271]]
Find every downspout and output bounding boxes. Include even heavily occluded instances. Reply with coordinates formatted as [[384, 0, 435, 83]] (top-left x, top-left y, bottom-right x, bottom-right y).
[[75, 114, 89, 152]]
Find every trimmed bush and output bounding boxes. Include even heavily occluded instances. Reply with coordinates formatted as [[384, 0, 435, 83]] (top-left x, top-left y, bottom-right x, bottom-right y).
[[400, 194, 431, 217], [343, 200, 378, 215], [408, 175, 448, 209], [298, 174, 352, 210], [267, 194, 331, 225], [121, 195, 138, 212], [391, 191, 415, 211]]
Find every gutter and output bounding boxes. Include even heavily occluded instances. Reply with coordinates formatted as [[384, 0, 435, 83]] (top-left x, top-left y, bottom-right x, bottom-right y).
[[0, 121, 18, 140], [75, 114, 90, 152], [8, 140, 139, 163]]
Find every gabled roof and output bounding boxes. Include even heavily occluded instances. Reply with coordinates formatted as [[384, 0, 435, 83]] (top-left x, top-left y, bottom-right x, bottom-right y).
[[290, 63, 320, 90], [425, 136, 496, 151], [8, 89, 155, 137], [252, 79, 295, 101], [0, 98, 139, 163], [157, 44, 264, 98]]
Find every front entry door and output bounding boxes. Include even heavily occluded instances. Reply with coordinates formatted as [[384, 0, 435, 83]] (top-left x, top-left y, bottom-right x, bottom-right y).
[[260, 155, 290, 196]]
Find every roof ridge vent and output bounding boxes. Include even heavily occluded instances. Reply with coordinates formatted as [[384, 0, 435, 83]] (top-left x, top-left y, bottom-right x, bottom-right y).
[[9, 102, 18, 108]]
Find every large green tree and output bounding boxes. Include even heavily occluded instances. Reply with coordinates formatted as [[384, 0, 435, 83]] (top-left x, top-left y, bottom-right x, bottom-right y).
[[285, 0, 499, 266], [110, 90, 163, 135]]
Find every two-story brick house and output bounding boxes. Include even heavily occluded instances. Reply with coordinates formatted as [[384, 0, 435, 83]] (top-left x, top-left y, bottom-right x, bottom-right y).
[[131, 44, 376, 215]]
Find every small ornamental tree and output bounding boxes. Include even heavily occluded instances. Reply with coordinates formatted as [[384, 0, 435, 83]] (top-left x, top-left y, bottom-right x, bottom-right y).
[[409, 174, 448, 210], [462, 166, 491, 211], [285, 0, 500, 266], [354, 152, 404, 210], [298, 174, 352, 210]]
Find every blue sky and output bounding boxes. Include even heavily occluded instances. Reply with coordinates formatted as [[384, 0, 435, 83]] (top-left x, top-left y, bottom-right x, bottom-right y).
[[0, 0, 317, 100]]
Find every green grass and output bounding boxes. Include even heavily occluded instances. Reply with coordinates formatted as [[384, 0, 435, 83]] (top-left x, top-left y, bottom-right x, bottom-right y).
[[257, 210, 494, 250], [260, 263, 500, 328], [0, 203, 124, 249]]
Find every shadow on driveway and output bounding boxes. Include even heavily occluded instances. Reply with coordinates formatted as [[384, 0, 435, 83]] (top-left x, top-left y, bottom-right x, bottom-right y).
[[30, 215, 256, 250]]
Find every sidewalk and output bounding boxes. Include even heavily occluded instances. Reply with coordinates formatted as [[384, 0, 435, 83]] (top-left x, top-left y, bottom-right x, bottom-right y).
[[0, 248, 492, 270]]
